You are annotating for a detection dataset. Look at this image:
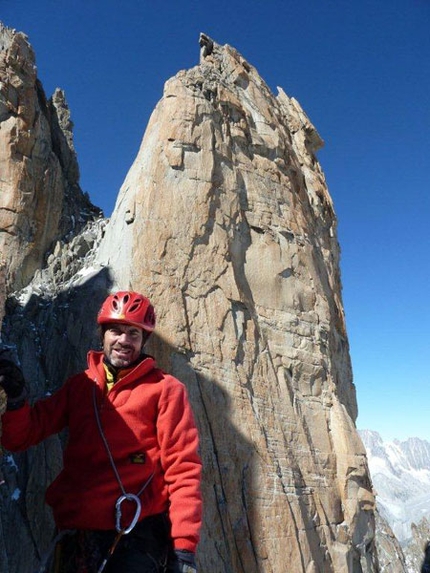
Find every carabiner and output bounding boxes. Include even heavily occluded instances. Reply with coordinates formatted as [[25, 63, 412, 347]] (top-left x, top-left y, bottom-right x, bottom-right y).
[[115, 493, 142, 534]]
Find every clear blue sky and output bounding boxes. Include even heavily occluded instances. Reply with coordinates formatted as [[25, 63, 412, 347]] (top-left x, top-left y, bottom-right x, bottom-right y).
[[2, 1, 430, 441]]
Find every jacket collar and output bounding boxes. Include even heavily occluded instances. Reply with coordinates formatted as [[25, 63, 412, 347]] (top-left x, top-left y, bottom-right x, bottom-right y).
[[86, 350, 156, 387]]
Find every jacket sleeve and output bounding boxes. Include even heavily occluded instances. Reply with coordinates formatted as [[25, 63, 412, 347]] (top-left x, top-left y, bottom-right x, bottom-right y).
[[157, 376, 202, 552], [1, 378, 72, 451]]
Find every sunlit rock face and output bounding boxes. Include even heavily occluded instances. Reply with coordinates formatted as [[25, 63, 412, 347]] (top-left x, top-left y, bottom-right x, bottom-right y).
[[0, 23, 99, 291], [98, 35, 378, 572]]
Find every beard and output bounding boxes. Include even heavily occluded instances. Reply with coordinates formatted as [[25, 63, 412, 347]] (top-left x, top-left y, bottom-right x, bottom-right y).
[[105, 344, 141, 368]]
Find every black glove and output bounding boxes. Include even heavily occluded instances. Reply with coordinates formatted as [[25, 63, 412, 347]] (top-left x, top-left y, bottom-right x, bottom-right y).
[[0, 359, 27, 409], [172, 550, 197, 573]]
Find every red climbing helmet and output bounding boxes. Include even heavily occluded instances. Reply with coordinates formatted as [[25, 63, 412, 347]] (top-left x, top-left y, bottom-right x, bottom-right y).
[[97, 291, 156, 332]]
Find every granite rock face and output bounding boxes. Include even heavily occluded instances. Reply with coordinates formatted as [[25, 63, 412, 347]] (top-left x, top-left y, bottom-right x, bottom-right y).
[[0, 28, 380, 572], [0, 23, 100, 292], [0, 258, 5, 331], [0, 218, 110, 573], [373, 509, 407, 573], [0, 23, 102, 572], [404, 517, 430, 573], [98, 35, 378, 572]]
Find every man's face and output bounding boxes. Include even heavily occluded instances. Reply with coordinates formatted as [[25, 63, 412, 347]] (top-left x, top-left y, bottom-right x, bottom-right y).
[[103, 323, 144, 368]]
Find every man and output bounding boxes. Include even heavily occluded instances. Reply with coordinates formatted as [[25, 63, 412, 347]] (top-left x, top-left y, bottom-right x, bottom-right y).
[[0, 291, 202, 573]]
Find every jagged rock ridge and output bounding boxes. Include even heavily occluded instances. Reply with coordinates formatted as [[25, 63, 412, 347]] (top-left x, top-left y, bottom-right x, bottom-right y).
[[0, 22, 101, 293], [0, 26, 385, 572], [0, 22, 104, 572]]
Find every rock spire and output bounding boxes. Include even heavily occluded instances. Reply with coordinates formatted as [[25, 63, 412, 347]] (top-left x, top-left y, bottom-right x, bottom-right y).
[[0, 27, 383, 572], [0, 22, 100, 292], [97, 34, 377, 571]]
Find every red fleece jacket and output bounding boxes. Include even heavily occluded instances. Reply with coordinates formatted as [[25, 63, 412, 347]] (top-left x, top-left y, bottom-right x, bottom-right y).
[[2, 352, 202, 552]]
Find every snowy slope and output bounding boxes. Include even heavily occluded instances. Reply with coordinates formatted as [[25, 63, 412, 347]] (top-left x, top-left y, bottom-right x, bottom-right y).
[[360, 429, 430, 542]]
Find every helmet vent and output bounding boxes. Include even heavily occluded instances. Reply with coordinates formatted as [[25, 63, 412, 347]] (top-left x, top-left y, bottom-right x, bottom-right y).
[[129, 300, 142, 313]]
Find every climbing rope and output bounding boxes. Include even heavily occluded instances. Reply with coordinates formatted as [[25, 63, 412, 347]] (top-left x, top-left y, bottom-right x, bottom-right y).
[[92, 385, 154, 572]]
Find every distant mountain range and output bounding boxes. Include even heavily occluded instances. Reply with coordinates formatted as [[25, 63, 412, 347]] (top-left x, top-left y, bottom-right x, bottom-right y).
[[360, 429, 430, 542]]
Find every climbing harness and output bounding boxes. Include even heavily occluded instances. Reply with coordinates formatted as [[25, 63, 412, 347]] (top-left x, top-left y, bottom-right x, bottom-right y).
[[93, 385, 154, 572]]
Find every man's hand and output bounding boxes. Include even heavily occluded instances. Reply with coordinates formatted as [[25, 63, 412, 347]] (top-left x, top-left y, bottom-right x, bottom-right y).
[[0, 359, 26, 409], [172, 550, 197, 573]]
